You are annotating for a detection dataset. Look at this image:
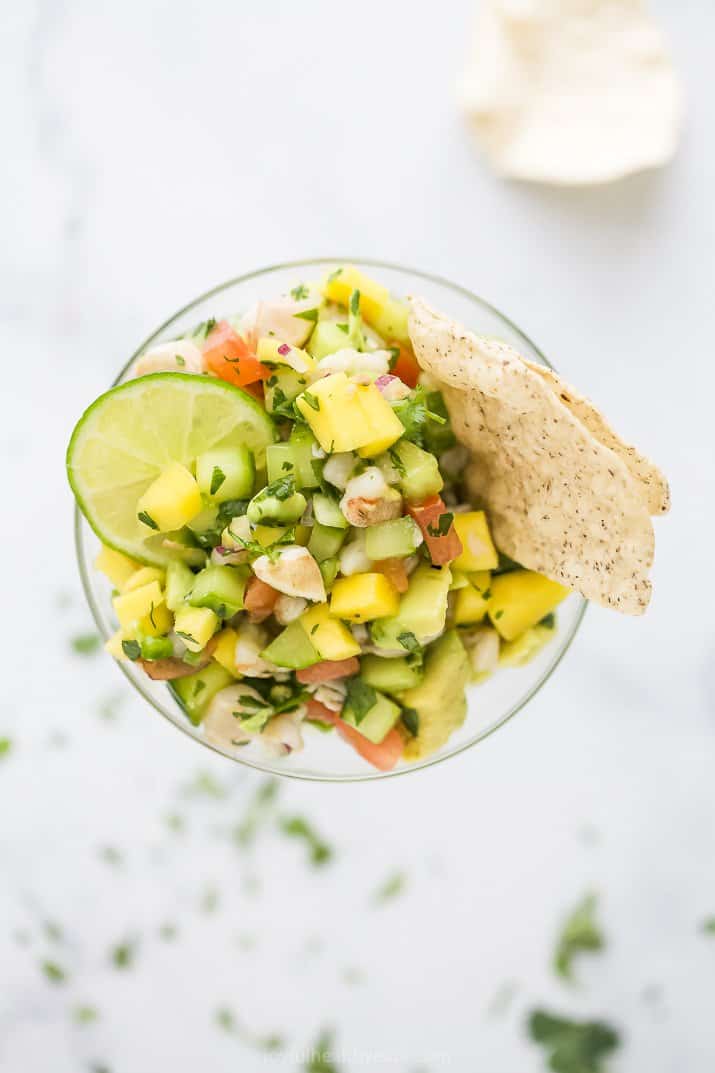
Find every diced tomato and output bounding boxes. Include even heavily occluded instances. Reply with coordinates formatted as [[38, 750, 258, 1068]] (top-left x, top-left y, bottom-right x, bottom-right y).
[[244, 576, 280, 621], [306, 700, 404, 771], [389, 344, 420, 389], [407, 496, 463, 566], [373, 557, 409, 593], [296, 657, 360, 685], [202, 320, 270, 388]]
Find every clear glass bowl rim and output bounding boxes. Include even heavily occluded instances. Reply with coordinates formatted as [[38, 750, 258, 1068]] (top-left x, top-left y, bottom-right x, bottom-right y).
[[74, 257, 587, 782]]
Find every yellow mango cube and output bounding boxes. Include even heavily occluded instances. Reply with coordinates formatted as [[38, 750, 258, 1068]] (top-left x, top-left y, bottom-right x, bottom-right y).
[[94, 545, 141, 589], [212, 627, 240, 675], [113, 580, 164, 628], [105, 629, 129, 660], [136, 462, 202, 533], [488, 570, 569, 641], [174, 606, 219, 653], [122, 565, 166, 593], [330, 572, 400, 623], [322, 265, 389, 324], [369, 297, 411, 346], [355, 384, 406, 457], [299, 603, 361, 661], [295, 374, 367, 452], [452, 512, 499, 572], [137, 601, 173, 638], [253, 525, 289, 548], [453, 571, 492, 625], [256, 337, 316, 376]]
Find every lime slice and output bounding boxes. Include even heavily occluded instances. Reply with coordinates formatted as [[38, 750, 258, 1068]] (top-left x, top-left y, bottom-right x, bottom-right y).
[[67, 373, 276, 565]]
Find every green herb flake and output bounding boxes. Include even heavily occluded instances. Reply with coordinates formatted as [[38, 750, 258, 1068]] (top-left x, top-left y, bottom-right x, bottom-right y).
[[110, 940, 136, 970], [327, 267, 343, 282], [43, 920, 63, 942], [494, 609, 504, 620], [41, 960, 67, 984], [159, 922, 179, 941], [527, 1009, 620, 1073], [396, 631, 421, 655], [701, 917, 715, 935], [387, 446, 406, 477], [302, 391, 321, 412], [304, 1028, 339, 1073], [372, 871, 407, 905], [216, 1007, 235, 1032], [175, 630, 198, 646], [210, 466, 226, 496], [98, 845, 123, 868], [294, 308, 318, 323], [73, 1005, 99, 1025], [71, 632, 101, 655], [0, 737, 12, 759], [349, 289, 360, 316], [121, 639, 141, 661], [345, 677, 377, 723], [539, 612, 556, 629], [174, 354, 186, 366], [426, 511, 453, 538], [401, 707, 419, 736], [290, 283, 310, 301], [233, 777, 279, 847], [279, 815, 333, 867], [554, 893, 604, 980], [137, 510, 159, 531]]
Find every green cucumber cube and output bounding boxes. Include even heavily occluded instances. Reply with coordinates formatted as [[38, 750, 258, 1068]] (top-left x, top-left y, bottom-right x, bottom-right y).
[[364, 516, 420, 560], [360, 654, 424, 693], [188, 565, 249, 618], [313, 492, 349, 529], [165, 560, 195, 611], [261, 620, 320, 670], [342, 685, 401, 744], [195, 445, 255, 502], [390, 440, 443, 503], [309, 522, 347, 562], [170, 663, 234, 725]]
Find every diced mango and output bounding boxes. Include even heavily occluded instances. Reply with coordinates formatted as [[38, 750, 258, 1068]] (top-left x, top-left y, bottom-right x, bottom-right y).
[[488, 570, 569, 641], [173, 606, 220, 653], [112, 580, 164, 628], [452, 512, 499, 572], [94, 545, 141, 589], [253, 525, 290, 548], [369, 297, 411, 346], [294, 524, 311, 546], [453, 571, 492, 625], [295, 374, 366, 453], [299, 603, 361, 661], [355, 384, 405, 457], [256, 337, 316, 376], [121, 565, 166, 593], [136, 462, 202, 533], [137, 601, 173, 638], [105, 629, 129, 660], [212, 627, 240, 675], [449, 570, 471, 591], [330, 572, 400, 623], [322, 265, 389, 324]]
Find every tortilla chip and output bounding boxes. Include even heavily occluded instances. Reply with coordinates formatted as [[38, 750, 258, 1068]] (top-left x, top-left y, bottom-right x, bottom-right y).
[[407, 298, 667, 615], [524, 362, 670, 516]]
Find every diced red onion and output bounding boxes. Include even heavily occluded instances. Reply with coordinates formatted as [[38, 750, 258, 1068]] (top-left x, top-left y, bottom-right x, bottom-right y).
[[277, 343, 291, 356]]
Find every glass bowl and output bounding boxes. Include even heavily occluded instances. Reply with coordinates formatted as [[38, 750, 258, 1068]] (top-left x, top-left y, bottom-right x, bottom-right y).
[[75, 259, 586, 781]]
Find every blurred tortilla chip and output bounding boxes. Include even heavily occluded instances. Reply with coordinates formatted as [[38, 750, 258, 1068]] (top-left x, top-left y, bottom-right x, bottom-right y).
[[407, 298, 669, 615]]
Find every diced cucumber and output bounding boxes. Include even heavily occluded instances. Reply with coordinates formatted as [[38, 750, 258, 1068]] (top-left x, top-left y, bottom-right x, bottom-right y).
[[365, 516, 420, 560], [313, 492, 349, 529], [390, 440, 443, 503], [309, 522, 347, 562], [195, 445, 255, 503], [165, 560, 195, 611], [170, 663, 234, 725], [139, 635, 174, 660], [319, 557, 339, 589], [360, 653, 424, 693], [266, 429, 320, 490], [307, 320, 350, 360], [187, 501, 220, 536], [187, 565, 249, 618], [247, 480, 307, 526], [261, 620, 320, 669], [264, 366, 309, 416], [342, 685, 401, 744]]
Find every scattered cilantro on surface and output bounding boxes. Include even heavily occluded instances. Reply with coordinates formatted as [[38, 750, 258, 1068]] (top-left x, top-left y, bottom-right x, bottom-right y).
[[702, 917, 715, 935], [527, 1009, 620, 1073], [0, 737, 12, 759], [110, 940, 136, 970], [372, 871, 407, 905], [70, 632, 101, 655], [304, 1028, 340, 1073], [41, 960, 67, 984], [73, 1005, 99, 1025], [344, 677, 377, 723], [279, 816, 333, 867], [233, 778, 279, 847], [554, 893, 604, 981]]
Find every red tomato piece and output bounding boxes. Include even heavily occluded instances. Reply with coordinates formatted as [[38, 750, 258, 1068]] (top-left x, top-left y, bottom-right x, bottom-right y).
[[306, 700, 404, 771], [389, 344, 420, 389], [373, 557, 409, 593], [406, 496, 462, 565], [296, 657, 360, 685], [202, 320, 270, 388]]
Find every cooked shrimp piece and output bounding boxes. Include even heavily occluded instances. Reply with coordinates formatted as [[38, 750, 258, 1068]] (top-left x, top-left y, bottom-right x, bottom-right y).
[[252, 546, 326, 603], [130, 339, 203, 377]]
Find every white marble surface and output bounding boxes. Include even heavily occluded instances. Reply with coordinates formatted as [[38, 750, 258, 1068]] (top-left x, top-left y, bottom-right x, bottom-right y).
[[2, 2, 713, 1071]]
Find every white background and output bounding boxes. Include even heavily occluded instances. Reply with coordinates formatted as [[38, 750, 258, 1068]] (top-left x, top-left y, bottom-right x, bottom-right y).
[[2, 2, 713, 1071]]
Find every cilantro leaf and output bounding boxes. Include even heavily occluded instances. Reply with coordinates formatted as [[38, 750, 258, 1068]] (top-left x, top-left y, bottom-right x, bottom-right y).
[[401, 707, 419, 736], [344, 677, 377, 724], [70, 632, 101, 655], [554, 893, 604, 981], [702, 917, 715, 935], [426, 511, 453, 538], [121, 639, 141, 661], [279, 815, 333, 866], [41, 960, 67, 984], [137, 510, 159, 531], [527, 1009, 619, 1073], [304, 1028, 339, 1073], [397, 631, 421, 655], [0, 737, 12, 759], [302, 390, 321, 412], [290, 283, 310, 300], [372, 871, 407, 905], [210, 466, 226, 496]]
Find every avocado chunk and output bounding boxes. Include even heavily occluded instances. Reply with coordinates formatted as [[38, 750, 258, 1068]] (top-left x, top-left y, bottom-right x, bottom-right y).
[[170, 662, 234, 725], [370, 563, 452, 652], [342, 682, 401, 744], [398, 629, 470, 760], [360, 653, 423, 693], [261, 619, 320, 670], [187, 564, 248, 618]]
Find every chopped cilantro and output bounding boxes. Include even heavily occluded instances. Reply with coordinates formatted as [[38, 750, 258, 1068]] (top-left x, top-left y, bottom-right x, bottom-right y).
[[279, 815, 333, 867], [302, 391, 321, 412], [401, 707, 419, 736], [282, 460, 293, 472], [426, 511, 453, 538], [200, 885, 220, 914], [233, 778, 279, 847], [554, 893, 604, 981], [175, 631, 198, 646], [0, 737, 12, 759], [344, 677, 377, 723], [70, 632, 101, 655], [540, 612, 556, 629], [121, 639, 141, 661], [192, 317, 217, 341], [159, 922, 178, 941], [304, 1028, 339, 1073], [387, 446, 406, 477], [210, 466, 226, 496], [174, 354, 186, 366], [41, 960, 66, 984], [73, 1005, 99, 1025], [216, 1007, 235, 1032], [527, 1009, 620, 1073], [349, 289, 360, 316], [137, 510, 159, 531], [294, 308, 318, 323], [290, 283, 310, 300], [388, 346, 400, 371], [393, 386, 447, 447], [372, 871, 407, 905], [182, 770, 228, 798], [110, 940, 136, 970], [327, 267, 343, 281], [397, 631, 421, 655], [98, 845, 123, 868], [702, 917, 715, 935]]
